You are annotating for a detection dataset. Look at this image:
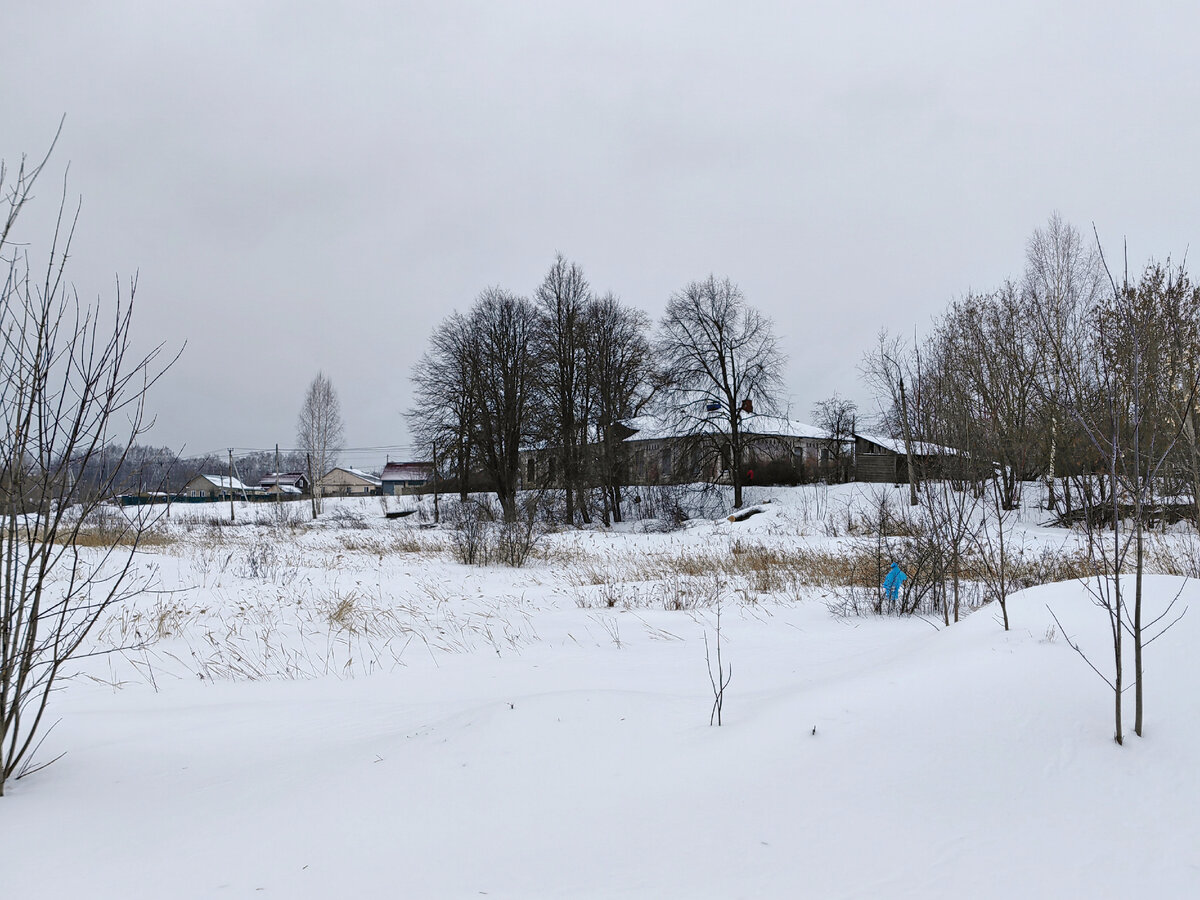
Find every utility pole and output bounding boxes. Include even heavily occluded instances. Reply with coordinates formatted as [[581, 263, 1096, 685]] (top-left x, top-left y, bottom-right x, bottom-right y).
[[275, 443, 281, 523], [228, 448, 235, 524]]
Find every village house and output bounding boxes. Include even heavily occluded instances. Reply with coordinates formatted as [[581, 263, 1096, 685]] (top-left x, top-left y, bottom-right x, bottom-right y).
[[380, 461, 433, 495], [258, 472, 310, 496], [180, 474, 258, 501], [321, 466, 382, 496]]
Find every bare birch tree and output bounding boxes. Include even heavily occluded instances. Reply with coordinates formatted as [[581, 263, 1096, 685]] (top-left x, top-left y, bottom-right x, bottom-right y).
[[1025, 213, 1104, 513], [296, 372, 344, 516]]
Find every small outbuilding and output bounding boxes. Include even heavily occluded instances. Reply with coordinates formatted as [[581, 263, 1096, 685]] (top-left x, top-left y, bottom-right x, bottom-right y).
[[853, 432, 962, 484]]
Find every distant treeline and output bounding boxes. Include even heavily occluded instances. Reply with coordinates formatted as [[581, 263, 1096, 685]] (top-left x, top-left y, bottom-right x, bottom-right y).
[[72, 445, 309, 496]]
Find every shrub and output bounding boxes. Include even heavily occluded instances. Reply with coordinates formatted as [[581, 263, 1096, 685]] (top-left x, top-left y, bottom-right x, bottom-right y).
[[446, 495, 546, 568]]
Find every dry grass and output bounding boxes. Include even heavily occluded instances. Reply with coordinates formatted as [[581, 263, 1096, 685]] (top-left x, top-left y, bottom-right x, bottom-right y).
[[336, 530, 441, 556], [565, 532, 1102, 614], [68, 526, 175, 548]]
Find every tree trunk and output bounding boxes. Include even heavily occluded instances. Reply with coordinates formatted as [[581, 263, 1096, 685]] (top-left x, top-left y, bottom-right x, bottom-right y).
[[1047, 415, 1058, 512], [1134, 511, 1144, 737], [1111, 455, 1123, 746], [731, 436, 744, 509], [1184, 410, 1200, 532], [457, 436, 469, 502], [898, 374, 919, 506]]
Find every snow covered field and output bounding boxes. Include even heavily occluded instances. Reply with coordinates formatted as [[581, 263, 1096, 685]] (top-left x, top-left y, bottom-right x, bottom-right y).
[[4, 485, 1199, 898]]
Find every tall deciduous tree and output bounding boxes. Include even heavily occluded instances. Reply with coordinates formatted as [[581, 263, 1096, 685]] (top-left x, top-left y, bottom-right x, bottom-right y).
[[1024, 212, 1104, 512], [657, 276, 784, 509], [296, 372, 344, 516], [926, 284, 1040, 509], [465, 287, 538, 521], [408, 312, 477, 501], [534, 254, 591, 524], [584, 292, 654, 523]]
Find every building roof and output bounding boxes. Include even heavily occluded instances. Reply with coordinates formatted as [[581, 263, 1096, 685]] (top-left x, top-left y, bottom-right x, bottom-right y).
[[192, 474, 252, 491], [381, 461, 432, 482], [259, 472, 307, 487], [323, 466, 383, 486], [620, 412, 839, 444], [262, 483, 304, 495], [855, 432, 961, 457]]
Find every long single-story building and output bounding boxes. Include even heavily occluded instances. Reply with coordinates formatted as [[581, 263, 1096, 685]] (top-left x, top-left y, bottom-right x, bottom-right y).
[[520, 411, 847, 488], [619, 413, 844, 485]]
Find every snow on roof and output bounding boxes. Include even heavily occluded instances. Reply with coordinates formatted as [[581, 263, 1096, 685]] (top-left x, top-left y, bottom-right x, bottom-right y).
[[260, 472, 306, 487], [855, 432, 961, 457], [381, 461, 432, 481], [259, 483, 305, 495], [621, 413, 839, 443], [324, 466, 382, 486], [197, 474, 251, 491]]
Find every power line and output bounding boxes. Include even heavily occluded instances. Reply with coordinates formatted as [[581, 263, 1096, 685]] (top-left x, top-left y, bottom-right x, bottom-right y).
[[189, 444, 418, 459]]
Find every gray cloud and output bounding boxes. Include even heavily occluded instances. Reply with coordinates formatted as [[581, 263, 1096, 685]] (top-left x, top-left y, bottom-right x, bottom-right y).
[[4, 1, 1198, 465]]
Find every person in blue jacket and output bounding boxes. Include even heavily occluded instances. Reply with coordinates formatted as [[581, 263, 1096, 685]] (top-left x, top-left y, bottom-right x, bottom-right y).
[[883, 562, 907, 603]]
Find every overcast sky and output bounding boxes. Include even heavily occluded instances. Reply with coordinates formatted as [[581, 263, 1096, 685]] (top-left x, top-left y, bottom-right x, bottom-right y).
[[5, 1, 1198, 468]]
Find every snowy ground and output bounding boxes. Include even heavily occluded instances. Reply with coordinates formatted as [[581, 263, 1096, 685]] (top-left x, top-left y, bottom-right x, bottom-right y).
[[4, 485, 1199, 898]]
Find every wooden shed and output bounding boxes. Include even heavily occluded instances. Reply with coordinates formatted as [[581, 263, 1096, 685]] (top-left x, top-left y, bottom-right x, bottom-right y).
[[853, 432, 962, 484]]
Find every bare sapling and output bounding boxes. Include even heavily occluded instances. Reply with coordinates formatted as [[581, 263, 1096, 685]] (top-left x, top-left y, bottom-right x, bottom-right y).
[[1, 133, 176, 794], [704, 594, 732, 725], [975, 476, 1016, 630]]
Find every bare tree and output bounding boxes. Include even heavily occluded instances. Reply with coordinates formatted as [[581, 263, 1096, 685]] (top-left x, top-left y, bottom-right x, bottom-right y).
[[465, 287, 539, 521], [1035, 235, 1194, 744], [1, 137, 174, 795], [408, 312, 477, 501], [1093, 255, 1197, 738], [1025, 213, 1105, 513], [974, 477, 1017, 631], [860, 330, 922, 505], [927, 285, 1040, 509], [1154, 266, 1200, 529], [810, 393, 857, 482], [296, 372, 344, 516], [657, 276, 784, 509], [534, 254, 591, 525], [584, 292, 654, 524]]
